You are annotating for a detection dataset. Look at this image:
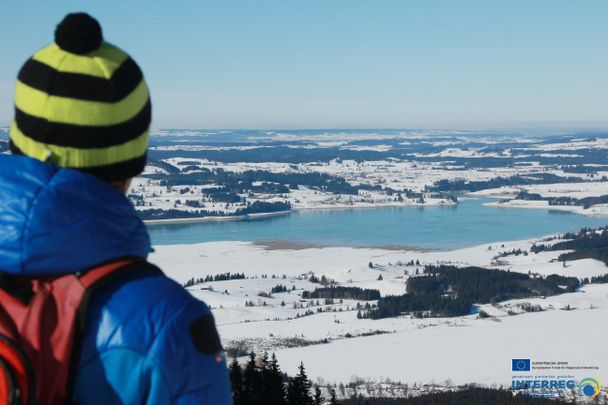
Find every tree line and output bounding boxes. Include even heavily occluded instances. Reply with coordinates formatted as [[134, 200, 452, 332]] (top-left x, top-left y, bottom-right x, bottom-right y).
[[515, 191, 608, 209], [137, 200, 291, 220], [148, 167, 367, 195], [426, 173, 589, 193], [183, 272, 246, 287], [302, 286, 381, 301], [363, 265, 579, 319], [532, 227, 608, 266], [583, 274, 608, 284], [228, 353, 575, 404], [229, 352, 339, 405], [340, 387, 573, 405]]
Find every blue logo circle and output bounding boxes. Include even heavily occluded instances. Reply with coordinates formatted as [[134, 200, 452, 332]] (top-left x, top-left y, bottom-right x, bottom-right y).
[[582, 384, 596, 397]]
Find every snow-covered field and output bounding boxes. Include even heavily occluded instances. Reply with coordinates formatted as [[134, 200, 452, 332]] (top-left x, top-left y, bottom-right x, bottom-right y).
[[150, 233, 608, 392], [129, 129, 608, 222], [138, 131, 608, 398], [473, 182, 608, 216], [471, 182, 608, 200], [273, 294, 608, 386], [133, 157, 606, 219], [486, 199, 608, 216]]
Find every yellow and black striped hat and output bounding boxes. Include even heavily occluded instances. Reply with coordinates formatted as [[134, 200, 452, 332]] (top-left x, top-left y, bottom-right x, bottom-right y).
[[10, 13, 151, 181]]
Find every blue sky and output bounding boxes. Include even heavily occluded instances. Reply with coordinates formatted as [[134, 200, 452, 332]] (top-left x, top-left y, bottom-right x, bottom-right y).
[[1, 1, 607, 129]]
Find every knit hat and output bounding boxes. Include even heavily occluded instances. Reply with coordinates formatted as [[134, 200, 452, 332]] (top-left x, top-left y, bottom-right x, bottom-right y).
[[10, 12, 151, 181]]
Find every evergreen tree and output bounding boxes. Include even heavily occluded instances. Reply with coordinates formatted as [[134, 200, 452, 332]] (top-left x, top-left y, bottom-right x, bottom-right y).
[[329, 388, 339, 405], [243, 352, 262, 405], [287, 362, 313, 405], [313, 385, 323, 405], [229, 358, 244, 405], [259, 351, 270, 401], [266, 353, 287, 405], [257, 351, 287, 405], [286, 379, 299, 404], [298, 362, 313, 400]]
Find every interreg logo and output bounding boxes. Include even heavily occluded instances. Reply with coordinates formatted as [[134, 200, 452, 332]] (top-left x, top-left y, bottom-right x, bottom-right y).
[[578, 377, 602, 398], [512, 359, 531, 372], [512, 379, 576, 392]]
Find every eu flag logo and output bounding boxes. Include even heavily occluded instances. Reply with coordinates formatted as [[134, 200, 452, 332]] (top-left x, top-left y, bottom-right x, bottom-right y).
[[512, 359, 531, 371]]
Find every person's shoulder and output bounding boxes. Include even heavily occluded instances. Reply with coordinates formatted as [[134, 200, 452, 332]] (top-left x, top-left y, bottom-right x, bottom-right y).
[[80, 263, 213, 360], [75, 263, 231, 402], [111, 263, 206, 311]]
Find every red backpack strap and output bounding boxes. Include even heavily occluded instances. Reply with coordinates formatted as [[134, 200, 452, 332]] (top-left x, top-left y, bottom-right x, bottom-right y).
[[0, 258, 162, 405], [72, 259, 157, 335], [66, 259, 163, 398], [0, 334, 33, 405], [78, 259, 136, 288]]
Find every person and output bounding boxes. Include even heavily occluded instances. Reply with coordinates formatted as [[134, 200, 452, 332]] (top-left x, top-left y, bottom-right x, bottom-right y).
[[0, 12, 233, 404]]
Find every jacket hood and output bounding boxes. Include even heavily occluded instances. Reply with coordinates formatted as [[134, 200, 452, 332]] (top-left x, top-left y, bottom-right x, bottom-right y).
[[0, 155, 151, 276]]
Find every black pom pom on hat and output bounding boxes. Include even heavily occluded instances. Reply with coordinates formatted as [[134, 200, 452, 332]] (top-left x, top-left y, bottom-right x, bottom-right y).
[[55, 13, 103, 54]]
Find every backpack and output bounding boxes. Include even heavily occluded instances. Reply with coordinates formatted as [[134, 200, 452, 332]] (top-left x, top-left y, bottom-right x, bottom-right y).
[[0, 259, 159, 405]]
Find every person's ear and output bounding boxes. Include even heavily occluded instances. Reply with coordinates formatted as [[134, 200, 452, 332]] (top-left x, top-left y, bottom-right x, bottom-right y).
[[111, 178, 133, 194]]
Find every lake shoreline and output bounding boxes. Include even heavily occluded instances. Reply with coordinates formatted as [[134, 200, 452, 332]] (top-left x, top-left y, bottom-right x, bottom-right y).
[[252, 239, 435, 252], [143, 200, 457, 225], [144, 210, 292, 225], [144, 199, 608, 227]]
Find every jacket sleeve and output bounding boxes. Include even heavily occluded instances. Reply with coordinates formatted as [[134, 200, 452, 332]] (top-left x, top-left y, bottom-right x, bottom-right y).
[[148, 300, 234, 405], [72, 299, 233, 405]]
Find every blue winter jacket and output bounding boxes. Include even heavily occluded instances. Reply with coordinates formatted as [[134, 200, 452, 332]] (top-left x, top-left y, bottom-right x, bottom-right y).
[[0, 154, 233, 404]]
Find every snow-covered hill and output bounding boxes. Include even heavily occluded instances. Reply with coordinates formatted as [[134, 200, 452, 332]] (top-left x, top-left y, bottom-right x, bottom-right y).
[[150, 233, 608, 391]]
